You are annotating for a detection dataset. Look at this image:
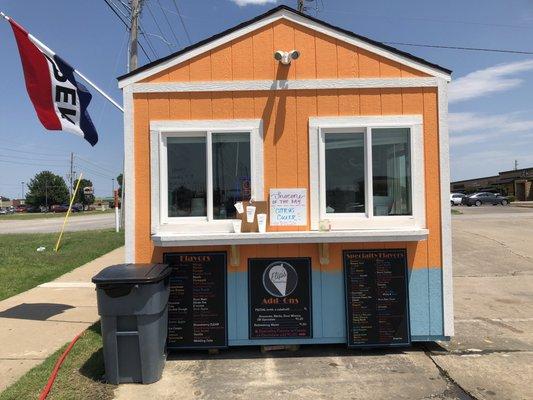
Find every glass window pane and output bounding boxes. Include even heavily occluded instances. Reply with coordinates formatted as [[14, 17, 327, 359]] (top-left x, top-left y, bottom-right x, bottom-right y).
[[212, 133, 251, 219], [325, 132, 365, 214], [167, 136, 206, 217], [372, 128, 412, 216]]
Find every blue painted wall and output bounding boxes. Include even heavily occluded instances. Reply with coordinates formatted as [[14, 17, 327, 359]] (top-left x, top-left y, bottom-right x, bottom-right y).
[[227, 265, 444, 346]]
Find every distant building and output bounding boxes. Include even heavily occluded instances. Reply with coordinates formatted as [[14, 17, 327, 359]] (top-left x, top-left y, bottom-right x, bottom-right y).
[[451, 167, 533, 201]]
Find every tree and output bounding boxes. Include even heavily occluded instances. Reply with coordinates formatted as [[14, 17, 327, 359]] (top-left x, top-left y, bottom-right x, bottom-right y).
[[73, 178, 95, 208], [26, 171, 69, 207], [116, 173, 123, 198]]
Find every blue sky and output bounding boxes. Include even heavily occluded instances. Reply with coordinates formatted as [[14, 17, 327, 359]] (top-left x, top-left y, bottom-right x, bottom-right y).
[[0, 0, 532, 198]]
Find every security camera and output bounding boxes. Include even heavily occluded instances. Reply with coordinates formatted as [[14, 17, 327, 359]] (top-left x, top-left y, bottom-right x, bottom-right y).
[[273, 50, 300, 65]]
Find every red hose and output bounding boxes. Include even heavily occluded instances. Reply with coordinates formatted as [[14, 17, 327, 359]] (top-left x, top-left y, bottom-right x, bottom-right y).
[[39, 332, 83, 400]]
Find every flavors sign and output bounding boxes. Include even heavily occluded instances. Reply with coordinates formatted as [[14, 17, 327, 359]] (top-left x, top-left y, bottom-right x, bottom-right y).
[[249, 258, 312, 339], [269, 188, 307, 226]]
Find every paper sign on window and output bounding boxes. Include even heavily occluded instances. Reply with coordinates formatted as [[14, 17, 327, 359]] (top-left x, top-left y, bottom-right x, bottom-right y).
[[269, 188, 307, 226]]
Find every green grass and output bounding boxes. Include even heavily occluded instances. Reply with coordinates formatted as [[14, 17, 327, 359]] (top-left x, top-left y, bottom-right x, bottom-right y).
[[451, 208, 463, 215], [0, 323, 115, 400], [0, 230, 124, 301], [0, 209, 114, 221]]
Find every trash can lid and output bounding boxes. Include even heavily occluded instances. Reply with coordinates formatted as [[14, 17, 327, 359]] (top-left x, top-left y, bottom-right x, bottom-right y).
[[92, 263, 171, 285]]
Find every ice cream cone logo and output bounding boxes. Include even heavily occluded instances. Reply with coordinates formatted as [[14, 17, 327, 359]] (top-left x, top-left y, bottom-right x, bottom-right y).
[[263, 261, 298, 297]]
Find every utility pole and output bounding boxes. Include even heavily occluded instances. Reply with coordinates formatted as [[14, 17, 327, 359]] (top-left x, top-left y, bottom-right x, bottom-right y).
[[21, 181, 25, 199], [297, 0, 305, 12], [128, 0, 143, 71], [514, 159, 518, 171]]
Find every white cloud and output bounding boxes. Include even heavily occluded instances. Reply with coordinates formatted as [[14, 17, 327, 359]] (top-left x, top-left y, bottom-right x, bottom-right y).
[[449, 59, 533, 103], [449, 111, 533, 146], [230, 0, 277, 6]]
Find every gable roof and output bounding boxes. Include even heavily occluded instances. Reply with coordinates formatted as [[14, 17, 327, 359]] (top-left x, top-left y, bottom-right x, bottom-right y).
[[118, 5, 451, 87]]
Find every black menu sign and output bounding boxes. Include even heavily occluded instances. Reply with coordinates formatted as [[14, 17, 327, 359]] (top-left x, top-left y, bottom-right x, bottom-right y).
[[164, 252, 227, 349], [343, 249, 410, 347], [249, 258, 312, 339]]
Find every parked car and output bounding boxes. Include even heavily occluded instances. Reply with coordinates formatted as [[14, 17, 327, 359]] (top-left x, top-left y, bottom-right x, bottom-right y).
[[450, 193, 465, 206], [50, 204, 69, 213], [15, 205, 27, 213], [462, 192, 509, 206], [0, 208, 7, 215]]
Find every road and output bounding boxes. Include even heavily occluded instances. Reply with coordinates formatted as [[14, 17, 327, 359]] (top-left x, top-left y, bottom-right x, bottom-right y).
[[116, 205, 533, 400], [0, 213, 115, 234]]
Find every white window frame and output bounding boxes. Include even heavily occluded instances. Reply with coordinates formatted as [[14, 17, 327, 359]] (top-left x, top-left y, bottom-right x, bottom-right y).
[[309, 116, 425, 231], [150, 119, 264, 234]]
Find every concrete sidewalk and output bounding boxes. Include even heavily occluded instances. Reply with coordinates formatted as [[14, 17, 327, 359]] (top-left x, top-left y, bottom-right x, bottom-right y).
[[0, 246, 124, 392]]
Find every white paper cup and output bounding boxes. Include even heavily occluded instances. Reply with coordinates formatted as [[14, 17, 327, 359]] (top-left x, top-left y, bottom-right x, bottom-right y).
[[234, 201, 244, 214], [257, 213, 267, 233], [232, 219, 242, 233], [246, 205, 256, 223]]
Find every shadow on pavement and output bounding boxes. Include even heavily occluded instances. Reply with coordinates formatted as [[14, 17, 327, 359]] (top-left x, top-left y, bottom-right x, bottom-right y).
[[0, 302, 74, 320]]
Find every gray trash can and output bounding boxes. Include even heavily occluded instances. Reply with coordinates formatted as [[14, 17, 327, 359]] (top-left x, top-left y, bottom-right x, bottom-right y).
[[92, 263, 171, 384]]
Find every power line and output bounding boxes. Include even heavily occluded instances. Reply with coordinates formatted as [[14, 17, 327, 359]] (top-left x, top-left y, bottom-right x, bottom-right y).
[[103, 0, 153, 61], [145, 0, 173, 51], [0, 146, 66, 157], [74, 164, 115, 179], [171, 0, 192, 44], [383, 41, 533, 55], [75, 155, 118, 175], [156, 0, 181, 47]]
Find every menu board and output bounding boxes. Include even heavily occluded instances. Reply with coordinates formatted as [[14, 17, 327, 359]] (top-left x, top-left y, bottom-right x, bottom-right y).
[[343, 249, 410, 348], [269, 188, 307, 226], [164, 252, 227, 349], [249, 258, 312, 339]]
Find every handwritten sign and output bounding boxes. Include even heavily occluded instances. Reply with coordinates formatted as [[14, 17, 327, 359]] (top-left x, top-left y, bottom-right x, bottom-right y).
[[269, 188, 307, 226]]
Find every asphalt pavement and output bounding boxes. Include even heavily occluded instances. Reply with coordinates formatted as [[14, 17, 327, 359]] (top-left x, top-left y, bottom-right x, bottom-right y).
[[0, 213, 116, 234], [116, 205, 533, 400]]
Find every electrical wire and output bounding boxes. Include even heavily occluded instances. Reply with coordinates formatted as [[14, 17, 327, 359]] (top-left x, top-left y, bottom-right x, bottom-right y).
[[383, 41, 533, 55], [145, 0, 174, 51], [156, 0, 181, 47], [74, 163, 116, 179], [102, 0, 153, 61], [0, 146, 66, 157], [171, 0, 192, 44], [75, 155, 118, 175]]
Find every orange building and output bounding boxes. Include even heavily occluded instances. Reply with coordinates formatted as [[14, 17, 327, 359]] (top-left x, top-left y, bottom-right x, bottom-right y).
[[118, 6, 453, 348]]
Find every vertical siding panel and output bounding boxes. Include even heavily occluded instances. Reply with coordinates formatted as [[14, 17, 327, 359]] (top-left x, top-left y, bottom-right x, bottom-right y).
[[337, 41, 359, 78], [134, 95, 151, 262], [143, 70, 169, 83], [190, 93, 212, 119], [379, 58, 402, 77], [212, 92, 234, 119], [189, 53, 212, 81], [232, 92, 255, 119], [401, 88, 424, 114], [358, 49, 380, 78], [168, 61, 190, 82], [273, 21, 296, 80], [296, 90, 317, 231], [423, 88, 442, 268], [252, 26, 274, 80], [211, 44, 233, 81], [169, 93, 191, 119], [317, 90, 339, 116], [360, 89, 381, 115], [401, 65, 428, 77], [294, 25, 317, 79], [338, 89, 360, 116], [315, 33, 338, 79], [381, 89, 403, 115], [232, 34, 254, 80]]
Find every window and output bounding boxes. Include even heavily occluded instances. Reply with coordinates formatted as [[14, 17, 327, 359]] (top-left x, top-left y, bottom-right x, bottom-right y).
[[310, 116, 424, 230], [152, 120, 263, 232]]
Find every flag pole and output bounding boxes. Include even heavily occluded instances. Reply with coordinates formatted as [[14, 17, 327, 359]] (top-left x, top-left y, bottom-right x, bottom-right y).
[[0, 11, 124, 113], [54, 173, 83, 252]]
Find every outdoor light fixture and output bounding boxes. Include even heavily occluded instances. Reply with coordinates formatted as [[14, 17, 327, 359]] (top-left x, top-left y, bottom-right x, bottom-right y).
[[274, 50, 300, 65]]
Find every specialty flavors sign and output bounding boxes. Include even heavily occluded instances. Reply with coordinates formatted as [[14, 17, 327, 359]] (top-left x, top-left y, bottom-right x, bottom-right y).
[[248, 258, 312, 339]]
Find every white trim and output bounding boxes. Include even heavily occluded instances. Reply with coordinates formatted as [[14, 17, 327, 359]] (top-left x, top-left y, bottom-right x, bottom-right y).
[[150, 119, 264, 234], [438, 78, 454, 337], [118, 9, 450, 88], [309, 115, 425, 231], [131, 77, 439, 93], [123, 86, 135, 263], [152, 228, 429, 247]]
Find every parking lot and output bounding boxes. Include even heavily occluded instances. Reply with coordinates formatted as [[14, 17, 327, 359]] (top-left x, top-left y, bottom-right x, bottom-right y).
[[114, 205, 533, 400]]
